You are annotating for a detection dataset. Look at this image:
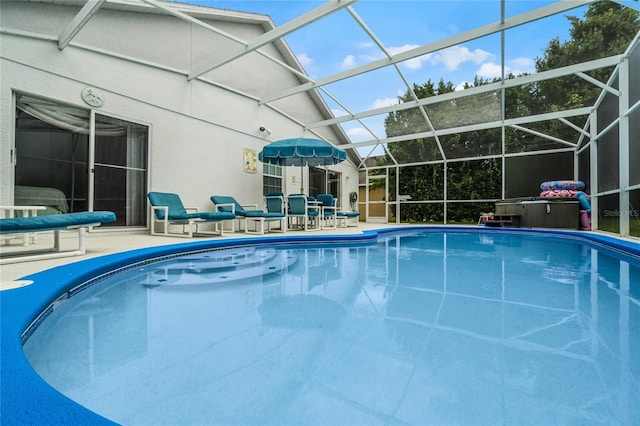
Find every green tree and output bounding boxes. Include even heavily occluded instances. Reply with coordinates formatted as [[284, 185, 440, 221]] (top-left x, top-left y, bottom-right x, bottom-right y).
[[382, 77, 504, 222], [535, 2, 639, 113]]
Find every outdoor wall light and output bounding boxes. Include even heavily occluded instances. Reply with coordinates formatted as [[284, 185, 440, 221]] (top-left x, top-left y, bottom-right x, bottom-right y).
[[259, 126, 272, 136]]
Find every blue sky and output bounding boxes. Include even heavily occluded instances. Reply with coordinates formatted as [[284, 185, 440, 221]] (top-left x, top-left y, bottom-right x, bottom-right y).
[[175, 1, 635, 145], [182, 1, 577, 86]]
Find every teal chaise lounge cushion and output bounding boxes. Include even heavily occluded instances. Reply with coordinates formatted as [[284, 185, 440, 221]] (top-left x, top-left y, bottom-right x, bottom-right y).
[[0, 211, 116, 233], [0, 211, 117, 264]]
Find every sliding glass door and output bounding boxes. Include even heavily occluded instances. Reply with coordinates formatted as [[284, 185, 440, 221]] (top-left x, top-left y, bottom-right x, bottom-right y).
[[14, 95, 148, 227], [309, 167, 341, 206]]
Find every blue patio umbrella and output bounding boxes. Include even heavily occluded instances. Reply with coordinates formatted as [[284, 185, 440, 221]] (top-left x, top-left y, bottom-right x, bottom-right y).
[[259, 138, 347, 193]]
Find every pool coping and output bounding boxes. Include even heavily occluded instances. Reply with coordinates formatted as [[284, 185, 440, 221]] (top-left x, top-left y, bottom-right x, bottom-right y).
[[2, 226, 639, 425]]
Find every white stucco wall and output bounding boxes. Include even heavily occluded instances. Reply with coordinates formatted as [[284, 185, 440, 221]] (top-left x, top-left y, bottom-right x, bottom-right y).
[[0, 1, 359, 220]]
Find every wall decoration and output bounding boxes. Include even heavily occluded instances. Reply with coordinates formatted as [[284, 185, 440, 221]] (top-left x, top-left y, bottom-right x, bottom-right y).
[[243, 148, 258, 174], [81, 87, 105, 107]]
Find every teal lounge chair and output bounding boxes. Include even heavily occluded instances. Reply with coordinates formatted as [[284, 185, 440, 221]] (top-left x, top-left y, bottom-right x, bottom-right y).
[[0, 211, 116, 264], [210, 195, 286, 234], [147, 192, 235, 238], [337, 210, 360, 227]]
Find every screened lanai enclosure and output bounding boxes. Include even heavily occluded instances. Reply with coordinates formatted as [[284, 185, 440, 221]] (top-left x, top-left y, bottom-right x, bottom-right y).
[[350, 4, 640, 238], [180, 0, 640, 236], [265, 0, 639, 237], [3, 0, 639, 238]]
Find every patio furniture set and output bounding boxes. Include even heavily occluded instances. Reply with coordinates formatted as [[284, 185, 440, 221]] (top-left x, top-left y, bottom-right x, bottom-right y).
[[150, 191, 359, 238]]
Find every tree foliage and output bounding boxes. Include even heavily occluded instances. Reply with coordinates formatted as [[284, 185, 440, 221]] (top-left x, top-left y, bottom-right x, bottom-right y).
[[535, 1, 640, 114], [380, 1, 639, 223]]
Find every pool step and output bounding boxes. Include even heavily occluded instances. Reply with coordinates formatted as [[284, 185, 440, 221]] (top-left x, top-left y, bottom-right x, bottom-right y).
[[140, 248, 297, 287]]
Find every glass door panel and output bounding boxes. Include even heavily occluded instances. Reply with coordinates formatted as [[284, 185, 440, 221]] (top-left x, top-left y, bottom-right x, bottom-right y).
[[327, 171, 341, 207], [14, 98, 90, 214], [309, 167, 326, 197], [367, 175, 388, 223], [93, 115, 148, 227]]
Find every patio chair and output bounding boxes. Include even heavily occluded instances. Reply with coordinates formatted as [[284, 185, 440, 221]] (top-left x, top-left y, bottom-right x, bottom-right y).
[[287, 194, 320, 231], [263, 192, 288, 234], [337, 210, 360, 227], [210, 195, 286, 234], [264, 192, 286, 215], [147, 192, 235, 238], [315, 194, 360, 228], [315, 193, 338, 229]]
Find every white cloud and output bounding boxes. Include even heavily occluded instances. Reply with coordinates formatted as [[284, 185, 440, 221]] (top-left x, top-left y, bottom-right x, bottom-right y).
[[404, 56, 431, 70], [455, 81, 471, 91], [339, 43, 421, 70], [297, 53, 313, 67], [370, 97, 397, 109], [474, 57, 535, 79], [344, 42, 501, 76], [356, 41, 375, 49], [507, 57, 535, 75], [346, 127, 374, 142], [387, 44, 428, 70], [382, 44, 493, 71], [509, 57, 533, 69], [387, 44, 420, 55], [476, 62, 503, 79], [331, 108, 349, 117], [430, 45, 493, 71], [360, 53, 384, 62], [341, 54, 357, 69]]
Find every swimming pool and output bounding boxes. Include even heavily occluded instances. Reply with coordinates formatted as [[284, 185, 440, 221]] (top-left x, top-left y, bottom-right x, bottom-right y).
[[2, 227, 639, 425]]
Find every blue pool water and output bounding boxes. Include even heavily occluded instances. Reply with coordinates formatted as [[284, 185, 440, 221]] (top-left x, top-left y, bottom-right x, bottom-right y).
[[23, 231, 640, 425]]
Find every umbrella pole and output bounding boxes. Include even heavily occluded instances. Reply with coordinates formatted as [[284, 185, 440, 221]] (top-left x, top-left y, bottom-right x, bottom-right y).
[[300, 164, 304, 194]]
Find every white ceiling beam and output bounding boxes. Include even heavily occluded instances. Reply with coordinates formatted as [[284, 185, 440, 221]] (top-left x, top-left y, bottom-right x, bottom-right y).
[[345, 5, 446, 160], [509, 124, 577, 148], [559, 117, 591, 138], [307, 55, 622, 129], [58, 0, 107, 50], [341, 107, 592, 150], [610, 0, 640, 12], [141, 0, 314, 83], [365, 146, 577, 170], [188, 0, 359, 80], [260, 0, 597, 104], [141, 0, 246, 43], [575, 71, 621, 96], [346, 6, 388, 57]]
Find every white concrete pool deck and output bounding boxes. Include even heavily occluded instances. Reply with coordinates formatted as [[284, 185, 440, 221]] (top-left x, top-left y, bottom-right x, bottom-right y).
[[0, 222, 392, 288]]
